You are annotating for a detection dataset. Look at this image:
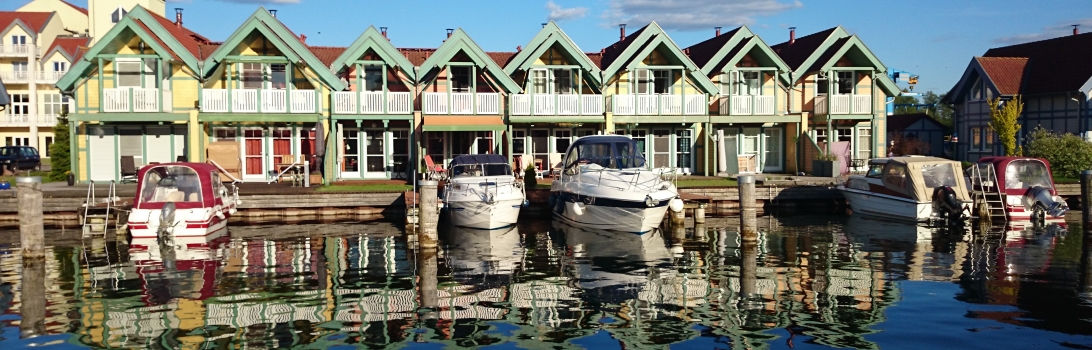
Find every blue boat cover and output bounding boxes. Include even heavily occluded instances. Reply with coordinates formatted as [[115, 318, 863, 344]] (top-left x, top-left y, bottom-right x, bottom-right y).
[[449, 154, 508, 166]]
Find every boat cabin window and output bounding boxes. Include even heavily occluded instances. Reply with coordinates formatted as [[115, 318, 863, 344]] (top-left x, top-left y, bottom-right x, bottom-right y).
[[564, 139, 647, 170], [882, 163, 908, 189], [920, 164, 959, 188], [1005, 160, 1051, 190], [451, 164, 512, 177], [139, 166, 203, 203], [866, 162, 884, 178]]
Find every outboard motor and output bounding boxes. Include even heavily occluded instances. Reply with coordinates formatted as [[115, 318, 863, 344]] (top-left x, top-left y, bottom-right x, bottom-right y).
[[157, 201, 176, 244], [1022, 186, 1069, 225], [932, 186, 966, 225]]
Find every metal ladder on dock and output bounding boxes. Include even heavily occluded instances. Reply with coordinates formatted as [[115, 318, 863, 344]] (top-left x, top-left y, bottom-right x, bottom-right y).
[[82, 180, 119, 232], [969, 163, 1007, 222]]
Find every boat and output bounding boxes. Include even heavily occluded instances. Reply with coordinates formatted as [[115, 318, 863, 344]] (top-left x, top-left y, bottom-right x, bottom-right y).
[[127, 162, 240, 238], [549, 135, 682, 234], [839, 156, 972, 223], [442, 154, 525, 229], [970, 157, 1068, 224]]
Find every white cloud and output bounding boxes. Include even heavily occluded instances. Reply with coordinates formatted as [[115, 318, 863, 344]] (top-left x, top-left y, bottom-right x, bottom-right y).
[[601, 0, 802, 31], [993, 18, 1092, 45], [546, 1, 588, 21]]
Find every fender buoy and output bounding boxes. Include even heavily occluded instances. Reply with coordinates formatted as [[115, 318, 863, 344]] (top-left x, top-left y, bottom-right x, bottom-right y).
[[669, 198, 684, 213]]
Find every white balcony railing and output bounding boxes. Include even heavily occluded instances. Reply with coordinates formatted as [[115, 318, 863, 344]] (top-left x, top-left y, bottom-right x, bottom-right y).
[[201, 89, 318, 113], [613, 94, 706, 115], [684, 95, 706, 115], [2, 114, 56, 126], [102, 88, 160, 112], [422, 92, 501, 115], [1, 71, 29, 83], [332, 91, 412, 114], [726, 95, 775, 115], [510, 94, 604, 116], [816, 94, 872, 115], [533, 94, 554, 115], [581, 95, 604, 115], [612, 94, 635, 115], [0, 44, 30, 56], [510, 94, 530, 115]]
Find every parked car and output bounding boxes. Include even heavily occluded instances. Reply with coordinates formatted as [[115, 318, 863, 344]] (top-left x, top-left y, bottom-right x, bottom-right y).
[[0, 146, 42, 172]]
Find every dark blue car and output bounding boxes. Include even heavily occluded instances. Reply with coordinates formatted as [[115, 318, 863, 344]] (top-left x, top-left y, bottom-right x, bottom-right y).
[[0, 146, 41, 172]]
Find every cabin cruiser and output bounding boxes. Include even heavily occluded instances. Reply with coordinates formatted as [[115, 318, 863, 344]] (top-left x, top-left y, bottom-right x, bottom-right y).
[[442, 154, 526, 229], [550, 135, 682, 234], [128, 163, 240, 238], [969, 157, 1068, 225], [839, 156, 972, 223]]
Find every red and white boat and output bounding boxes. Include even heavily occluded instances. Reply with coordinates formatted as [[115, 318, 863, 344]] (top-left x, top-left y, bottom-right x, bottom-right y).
[[972, 157, 1068, 224], [127, 163, 240, 238]]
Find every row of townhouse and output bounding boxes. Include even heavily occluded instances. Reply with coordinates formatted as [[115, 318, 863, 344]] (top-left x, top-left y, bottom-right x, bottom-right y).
[[944, 29, 1092, 161], [56, 5, 901, 183]]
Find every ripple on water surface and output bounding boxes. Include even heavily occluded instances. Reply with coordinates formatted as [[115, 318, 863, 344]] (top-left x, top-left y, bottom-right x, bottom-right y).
[[0, 215, 1091, 349]]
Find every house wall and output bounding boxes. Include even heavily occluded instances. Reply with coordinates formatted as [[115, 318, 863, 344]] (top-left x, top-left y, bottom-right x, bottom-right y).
[[18, 0, 89, 34], [88, 0, 166, 45], [954, 92, 1084, 161]]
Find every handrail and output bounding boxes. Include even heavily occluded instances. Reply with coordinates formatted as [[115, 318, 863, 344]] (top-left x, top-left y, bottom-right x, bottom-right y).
[[207, 159, 243, 183]]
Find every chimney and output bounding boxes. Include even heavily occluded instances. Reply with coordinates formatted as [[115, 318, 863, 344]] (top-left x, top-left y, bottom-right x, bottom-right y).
[[299, 34, 306, 43], [1074, 24, 1081, 36], [174, 8, 182, 27], [542, 23, 547, 28], [446, 28, 454, 38], [789, 27, 796, 45], [380, 27, 388, 39], [516, 45, 522, 52], [619, 24, 627, 41], [715, 26, 721, 37], [269, 9, 277, 18]]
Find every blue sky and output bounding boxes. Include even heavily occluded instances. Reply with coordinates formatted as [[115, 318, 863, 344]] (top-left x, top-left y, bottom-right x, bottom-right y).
[[9, 0, 1090, 95]]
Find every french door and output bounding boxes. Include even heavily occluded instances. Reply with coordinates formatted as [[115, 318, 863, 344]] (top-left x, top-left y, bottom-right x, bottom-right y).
[[361, 128, 386, 176], [651, 129, 671, 169], [739, 128, 762, 174], [675, 129, 692, 174], [341, 127, 360, 178]]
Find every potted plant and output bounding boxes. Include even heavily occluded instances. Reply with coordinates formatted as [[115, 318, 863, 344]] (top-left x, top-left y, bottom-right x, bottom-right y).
[[812, 152, 841, 177], [66, 171, 75, 186], [523, 164, 538, 189]]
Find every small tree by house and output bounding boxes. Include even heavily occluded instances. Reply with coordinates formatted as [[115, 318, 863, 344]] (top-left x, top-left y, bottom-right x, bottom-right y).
[[889, 132, 931, 156], [987, 95, 1023, 156], [48, 117, 71, 181]]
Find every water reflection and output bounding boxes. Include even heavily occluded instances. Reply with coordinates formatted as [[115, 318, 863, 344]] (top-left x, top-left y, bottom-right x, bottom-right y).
[[0, 216, 1090, 348]]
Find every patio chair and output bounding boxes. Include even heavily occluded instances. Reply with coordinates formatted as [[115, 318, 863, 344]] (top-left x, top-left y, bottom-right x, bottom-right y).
[[423, 155, 446, 181], [120, 156, 138, 183]]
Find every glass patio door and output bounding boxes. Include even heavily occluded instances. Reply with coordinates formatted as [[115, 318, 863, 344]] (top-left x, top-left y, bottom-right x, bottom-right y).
[[391, 129, 409, 179], [763, 128, 783, 172], [242, 128, 266, 179], [361, 129, 386, 177], [341, 127, 360, 178], [651, 129, 671, 169], [739, 128, 761, 174], [675, 129, 692, 174]]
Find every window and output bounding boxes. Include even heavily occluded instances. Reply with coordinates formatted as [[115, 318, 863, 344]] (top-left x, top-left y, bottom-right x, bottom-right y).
[[111, 7, 128, 23], [816, 76, 829, 95], [116, 61, 143, 87], [836, 71, 854, 94], [269, 64, 287, 89], [44, 137, 53, 157], [214, 128, 237, 141], [12, 61, 27, 80], [653, 70, 671, 94], [10, 35, 25, 45], [53, 62, 66, 72], [984, 127, 994, 148], [363, 65, 382, 92], [532, 69, 549, 94], [815, 128, 828, 144], [555, 130, 572, 153], [882, 163, 908, 190], [512, 130, 526, 154], [857, 128, 872, 159], [738, 71, 760, 95], [42, 94, 64, 116], [553, 69, 572, 94], [971, 79, 983, 101], [474, 131, 493, 154], [634, 69, 650, 94], [9, 94, 29, 116], [971, 127, 982, 150], [450, 66, 471, 92], [240, 63, 263, 89]]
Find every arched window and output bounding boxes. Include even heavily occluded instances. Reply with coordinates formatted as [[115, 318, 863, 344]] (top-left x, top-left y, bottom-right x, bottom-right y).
[[111, 7, 128, 24]]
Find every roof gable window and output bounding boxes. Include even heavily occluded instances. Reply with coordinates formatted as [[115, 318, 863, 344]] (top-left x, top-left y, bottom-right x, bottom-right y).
[[111, 7, 128, 24]]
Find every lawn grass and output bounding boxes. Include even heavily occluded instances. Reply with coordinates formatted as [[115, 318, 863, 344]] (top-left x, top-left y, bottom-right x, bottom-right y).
[[0, 170, 56, 184], [1054, 177, 1080, 184], [676, 178, 738, 188], [316, 184, 414, 193]]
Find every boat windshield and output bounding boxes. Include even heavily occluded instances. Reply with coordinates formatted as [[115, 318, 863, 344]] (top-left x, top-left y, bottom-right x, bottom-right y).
[[451, 164, 513, 177], [139, 166, 204, 203], [565, 139, 646, 170], [1005, 159, 1052, 190]]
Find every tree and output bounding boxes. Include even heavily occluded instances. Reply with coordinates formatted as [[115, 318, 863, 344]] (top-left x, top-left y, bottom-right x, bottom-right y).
[[920, 91, 954, 127], [987, 95, 1023, 156], [48, 116, 71, 181], [893, 90, 924, 115]]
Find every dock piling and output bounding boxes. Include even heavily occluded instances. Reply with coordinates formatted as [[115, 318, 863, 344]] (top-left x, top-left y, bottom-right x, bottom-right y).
[[17, 177, 44, 259], [1082, 170, 1092, 226], [739, 240, 759, 309], [695, 202, 706, 224], [694, 223, 706, 240], [418, 248, 439, 318], [739, 175, 757, 242], [20, 257, 46, 338], [418, 180, 440, 248]]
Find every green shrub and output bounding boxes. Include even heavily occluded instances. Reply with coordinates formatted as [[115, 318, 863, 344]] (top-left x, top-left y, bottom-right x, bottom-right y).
[[1024, 128, 1092, 178], [48, 119, 71, 182], [523, 164, 537, 188]]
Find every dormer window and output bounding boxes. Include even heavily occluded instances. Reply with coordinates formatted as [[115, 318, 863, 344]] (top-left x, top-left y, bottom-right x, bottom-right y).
[[633, 69, 672, 94], [450, 66, 471, 93], [111, 7, 128, 24], [971, 78, 983, 101]]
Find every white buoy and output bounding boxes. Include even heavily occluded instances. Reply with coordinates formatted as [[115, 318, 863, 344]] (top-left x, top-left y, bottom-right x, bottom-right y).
[[669, 198, 684, 213]]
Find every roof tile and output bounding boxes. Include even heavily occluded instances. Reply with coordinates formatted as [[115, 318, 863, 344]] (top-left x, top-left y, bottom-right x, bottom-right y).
[[400, 48, 436, 66], [486, 51, 516, 67], [981, 32, 1092, 94], [975, 57, 1027, 95], [0, 11, 53, 34], [309, 46, 346, 67], [44, 36, 88, 60]]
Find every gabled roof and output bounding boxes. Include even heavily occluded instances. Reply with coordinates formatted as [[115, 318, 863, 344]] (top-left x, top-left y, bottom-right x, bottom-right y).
[[771, 27, 842, 71], [201, 8, 345, 91], [57, 6, 207, 90], [504, 21, 604, 86], [599, 22, 718, 94], [329, 26, 416, 81], [400, 48, 435, 66], [417, 28, 521, 93], [684, 26, 744, 70], [887, 113, 945, 132], [0, 12, 54, 37], [487, 52, 516, 67], [982, 32, 1092, 95], [43, 36, 89, 62], [60, 0, 88, 15], [310, 46, 346, 67], [685, 26, 791, 82], [771, 27, 900, 96], [975, 57, 1027, 95]]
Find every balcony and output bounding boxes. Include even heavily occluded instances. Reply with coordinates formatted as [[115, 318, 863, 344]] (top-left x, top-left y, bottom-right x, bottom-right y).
[[102, 88, 172, 113], [611, 94, 706, 116], [720, 95, 775, 115], [0, 44, 33, 57], [814, 94, 872, 116], [332, 91, 412, 114], [201, 89, 317, 114], [422, 92, 501, 115], [510, 94, 603, 116], [0, 70, 71, 84], [2, 114, 57, 126]]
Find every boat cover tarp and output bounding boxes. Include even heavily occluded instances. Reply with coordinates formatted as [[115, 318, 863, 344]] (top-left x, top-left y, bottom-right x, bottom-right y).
[[886, 157, 971, 202], [450, 154, 508, 166]]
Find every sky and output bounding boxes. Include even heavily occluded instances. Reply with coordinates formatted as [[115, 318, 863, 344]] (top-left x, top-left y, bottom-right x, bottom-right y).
[[7, 0, 1090, 95]]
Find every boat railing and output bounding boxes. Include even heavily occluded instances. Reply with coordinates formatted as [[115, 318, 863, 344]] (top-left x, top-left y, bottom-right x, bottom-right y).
[[578, 166, 673, 192], [446, 179, 523, 203], [969, 162, 1006, 222]]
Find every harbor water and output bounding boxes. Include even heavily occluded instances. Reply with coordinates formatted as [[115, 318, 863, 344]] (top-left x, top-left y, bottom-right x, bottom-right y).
[[1, 214, 1091, 349]]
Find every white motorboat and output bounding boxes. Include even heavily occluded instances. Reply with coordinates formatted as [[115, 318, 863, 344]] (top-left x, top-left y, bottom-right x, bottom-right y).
[[442, 154, 526, 229], [128, 163, 240, 238], [550, 135, 682, 234], [839, 156, 972, 223]]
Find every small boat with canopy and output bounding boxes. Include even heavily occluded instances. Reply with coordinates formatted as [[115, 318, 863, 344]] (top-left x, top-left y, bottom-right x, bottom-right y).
[[127, 163, 240, 238]]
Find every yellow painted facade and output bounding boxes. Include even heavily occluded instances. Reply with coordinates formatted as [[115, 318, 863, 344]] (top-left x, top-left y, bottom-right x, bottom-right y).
[[87, 0, 165, 45], [18, 0, 89, 34]]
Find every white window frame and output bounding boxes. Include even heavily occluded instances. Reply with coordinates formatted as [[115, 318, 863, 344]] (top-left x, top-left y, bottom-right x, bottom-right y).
[[553, 69, 572, 94], [857, 127, 872, 159], [738, 71, 760, 96], [362, 65, 383, 92], [835, 71, 855, 95], [449, 66, 471, 93], [652, 69, 672, 94], [10, 35, 25, 45], [53, 61, 67, 73], [42, 94, 64, 116], [9, 94, 29, 116]]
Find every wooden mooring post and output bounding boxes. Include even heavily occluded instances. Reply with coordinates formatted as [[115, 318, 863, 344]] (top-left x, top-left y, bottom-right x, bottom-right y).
[[418, 180, 439, 249], [1082, 170, 1092, 226], [739, 175, 757, 242], [739, 240, 759, 309], [17, 177, 44, 259]]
